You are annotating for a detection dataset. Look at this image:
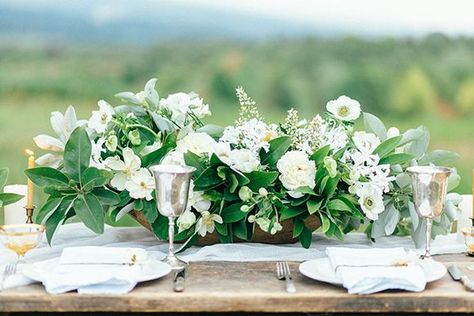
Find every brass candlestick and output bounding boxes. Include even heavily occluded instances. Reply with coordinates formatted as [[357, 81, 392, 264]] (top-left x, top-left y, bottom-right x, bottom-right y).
[[24, 205, 36, 224]]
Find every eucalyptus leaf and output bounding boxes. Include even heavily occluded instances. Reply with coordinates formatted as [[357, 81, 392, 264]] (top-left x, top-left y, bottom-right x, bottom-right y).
[[447, 172, 461, 191], [196, 124, 225, 138], [63, 127, 91, 181], [150, 112, 176, 133], [115, 91, 142, 104], [363, 112, 387, 140], [419, 150, 459, 166], [405, 126, 430, 159], [395, 173, 411, 188], [408, 201, 420, 230], [384, 203, 400, 235]]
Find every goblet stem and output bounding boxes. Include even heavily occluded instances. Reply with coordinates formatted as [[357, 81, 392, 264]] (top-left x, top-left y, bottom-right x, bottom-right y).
[[423, 218, 433, 259], [168, 217, 176, 259]]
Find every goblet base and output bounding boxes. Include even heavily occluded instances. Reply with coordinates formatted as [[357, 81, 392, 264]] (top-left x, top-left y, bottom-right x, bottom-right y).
[[162, 255, 188, 271]]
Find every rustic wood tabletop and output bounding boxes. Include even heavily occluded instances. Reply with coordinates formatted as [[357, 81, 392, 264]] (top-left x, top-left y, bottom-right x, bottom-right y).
[[1, 254, 474, 314]]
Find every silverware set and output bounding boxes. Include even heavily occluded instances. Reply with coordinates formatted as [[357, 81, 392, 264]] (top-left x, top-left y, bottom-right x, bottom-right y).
[[1, 262, 17, 291], [276, 261, 296, 293]]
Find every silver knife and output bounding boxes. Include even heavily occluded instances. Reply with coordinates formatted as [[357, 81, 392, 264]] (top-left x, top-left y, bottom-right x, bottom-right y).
[[173, 268, 186, 292], [448, 265, 474, 291]]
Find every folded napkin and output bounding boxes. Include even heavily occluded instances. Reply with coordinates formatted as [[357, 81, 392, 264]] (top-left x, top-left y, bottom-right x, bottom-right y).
[[43, 247, 148, 294], [326, 247, 426, 294]]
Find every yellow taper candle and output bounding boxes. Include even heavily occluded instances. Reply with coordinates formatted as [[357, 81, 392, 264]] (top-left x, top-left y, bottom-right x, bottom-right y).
[[25, 149, 35, 209]]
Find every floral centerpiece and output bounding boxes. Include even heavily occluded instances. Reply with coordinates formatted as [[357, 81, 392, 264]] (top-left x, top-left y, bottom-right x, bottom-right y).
[[26, 79, 462, 249]]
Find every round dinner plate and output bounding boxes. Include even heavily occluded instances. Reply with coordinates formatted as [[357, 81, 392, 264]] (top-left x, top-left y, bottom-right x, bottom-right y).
[[22, 257, 172, 284], [299, 257, 446, 285]]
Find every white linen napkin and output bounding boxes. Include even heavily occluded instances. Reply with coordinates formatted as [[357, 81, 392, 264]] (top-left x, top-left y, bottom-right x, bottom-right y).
[[43, 247, 147, 294], [326, 247, 426, 294]]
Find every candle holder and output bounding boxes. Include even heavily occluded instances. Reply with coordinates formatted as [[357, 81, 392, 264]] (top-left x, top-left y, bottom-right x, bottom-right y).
[[23, 206, 36, 224]]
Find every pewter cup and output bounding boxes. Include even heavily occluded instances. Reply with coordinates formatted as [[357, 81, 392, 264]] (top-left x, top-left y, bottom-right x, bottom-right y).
[[150, 164, 195, 270], [407, 166, 452, 259]]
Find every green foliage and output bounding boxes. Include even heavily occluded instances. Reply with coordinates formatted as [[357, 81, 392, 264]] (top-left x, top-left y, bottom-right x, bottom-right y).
[[0, 168, 23, 207]]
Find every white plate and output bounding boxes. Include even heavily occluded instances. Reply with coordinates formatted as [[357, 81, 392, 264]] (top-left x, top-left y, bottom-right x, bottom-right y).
[[22, 257, 172, 284], [299, 257, 446, 285]]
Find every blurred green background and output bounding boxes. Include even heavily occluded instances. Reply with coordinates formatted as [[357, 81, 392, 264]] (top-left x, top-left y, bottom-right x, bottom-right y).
[[1, 1, 473, 224]]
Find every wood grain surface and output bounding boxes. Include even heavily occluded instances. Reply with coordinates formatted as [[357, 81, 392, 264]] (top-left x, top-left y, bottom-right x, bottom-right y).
[[1, 254, 474, 313]]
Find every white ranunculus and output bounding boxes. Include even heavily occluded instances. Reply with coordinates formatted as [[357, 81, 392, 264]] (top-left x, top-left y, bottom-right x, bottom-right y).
[[159, 92, 210, 127], [177, 132, 216, 156], [326, 95, 361, 121], [229, 149, 260, 173], [104, 147, 141, 191], [161, 150, 185, 166], [212, 142, 232, 165], [387, 127, 400, 139], [196, 211, 223, 237], [124, 168, 155, 201], [177, 211, 197, 232], [352, 131, 381, 154], [356, 185, 385, 220], [277, 151, 316, 198], [88, 100, 114, 134]]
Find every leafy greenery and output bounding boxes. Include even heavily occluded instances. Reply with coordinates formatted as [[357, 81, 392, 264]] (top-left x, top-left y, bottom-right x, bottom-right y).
[[0, 168, 23, 207]]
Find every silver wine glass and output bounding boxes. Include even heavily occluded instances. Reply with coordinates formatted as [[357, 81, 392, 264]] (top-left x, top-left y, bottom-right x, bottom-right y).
[[407, 166, 452, 259], [150, 164, 195, 270]]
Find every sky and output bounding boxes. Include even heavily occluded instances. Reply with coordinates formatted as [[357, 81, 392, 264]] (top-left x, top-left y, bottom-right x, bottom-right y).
[[1, 0, 474, 38]]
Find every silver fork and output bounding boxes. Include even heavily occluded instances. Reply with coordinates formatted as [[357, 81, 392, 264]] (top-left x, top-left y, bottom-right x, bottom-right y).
[[276, 261, 296, 293], [1, 263, 17, 291]]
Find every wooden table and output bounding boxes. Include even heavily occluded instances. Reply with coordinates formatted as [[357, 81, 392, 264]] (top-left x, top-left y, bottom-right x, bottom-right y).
[[1, 254, 474, 314]]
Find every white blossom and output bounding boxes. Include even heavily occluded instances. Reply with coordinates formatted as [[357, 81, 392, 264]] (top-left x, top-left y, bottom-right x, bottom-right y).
[[176, 132, 216, 156], [356, 185, 385, 220], [177, 211, 197, 232], [196, 211, 223, 237], [326, 95, 361, 121], [220, 118, 278, 153], [104, 148, 141, 191], [88, 100, 114, 134], [277, 151, 316, 198], [124, 168, 155, 201], [352, 131, 381, 155], [159, 92, 210, 126]]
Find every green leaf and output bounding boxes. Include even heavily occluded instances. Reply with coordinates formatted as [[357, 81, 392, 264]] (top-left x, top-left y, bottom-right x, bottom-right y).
[[194, 167, 223, 190], [246, 171, 279, 191], [196, 124, 225, 138], [221, 203, 246, 223], [293, 218, 305, 238], [24, 167, 69, 187], [183, 151, 206, 175], [0, 168, 8, 191], [307, 199, 323, 215], [0, 193, 23, 207], [73, 194, 104, 234], [63, 127, 91, 181], [134, 199, 144, 211], [233, 220, 249, 240], [141, 133, 176, 167], [373, 135, 402, 158], [363, 112, 387, 140], [260, 136, 292, 166], [320, 213, 330, 233], [142, 200, 158, 223], [228, 173, 239, 193], [323, 176, 339, 198], [45, 197, 74, 245], [215, 222, 228, 236], [151, 215, 168, 240], [36, 197, 62, 224], [327, 199, 353, 212], [294, 186, 317, 196], [419, 150, 459, 166], [280, 206, 306, 221], [81, 167, 112, 191], [300, 226, 312, 249], [379, 153, 413, 165], [310, 145, 330, 165], [92, 188, 120, 205]]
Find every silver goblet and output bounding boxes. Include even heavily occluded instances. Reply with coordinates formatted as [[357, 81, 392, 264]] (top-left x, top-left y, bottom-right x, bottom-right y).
[[407, 166, 452, 259], [150, 164, 196, 270]]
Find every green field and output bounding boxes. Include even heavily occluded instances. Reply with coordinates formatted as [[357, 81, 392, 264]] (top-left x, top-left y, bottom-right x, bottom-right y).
[[1, 36, 474, 223]]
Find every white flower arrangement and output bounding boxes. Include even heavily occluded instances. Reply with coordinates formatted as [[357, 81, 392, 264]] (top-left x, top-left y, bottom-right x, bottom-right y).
[[26, 78, 462, 249]]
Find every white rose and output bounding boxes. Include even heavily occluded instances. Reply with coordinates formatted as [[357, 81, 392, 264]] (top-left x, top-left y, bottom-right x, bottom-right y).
[[326, 95, 361, 121], [177, 132, 216, 156], [212, 142, 232, 165], [276, 151, 316, 198], [230, 149, 260, 173], [356, 185, 385, 220], [352, 131, 381, 154], [177, 211, 197, 232]]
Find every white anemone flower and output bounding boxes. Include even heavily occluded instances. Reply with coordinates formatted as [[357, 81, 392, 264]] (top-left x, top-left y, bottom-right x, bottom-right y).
[[88, 100, 114, 134], [104, 148, 141, 191], [124, 168, 155, 201], [34, 106, 87, 167], [196, 211, 223, 237], [356, 185, 385, 220], [326, 95, 361, 121]]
